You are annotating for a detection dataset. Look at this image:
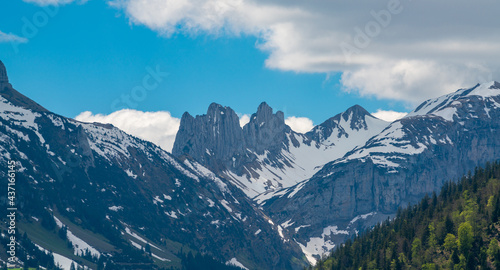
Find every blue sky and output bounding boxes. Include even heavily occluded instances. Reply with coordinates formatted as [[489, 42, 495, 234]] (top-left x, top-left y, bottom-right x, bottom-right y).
[[1, 0, 498, 151], [0, 0, 409, 124]]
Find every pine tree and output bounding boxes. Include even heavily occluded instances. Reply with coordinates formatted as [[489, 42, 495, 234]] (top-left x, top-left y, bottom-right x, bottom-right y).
[[313, 162, 500, 269]]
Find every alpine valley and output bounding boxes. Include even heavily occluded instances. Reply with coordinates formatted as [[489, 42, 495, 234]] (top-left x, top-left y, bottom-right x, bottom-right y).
[[1, 59, 500, 269]]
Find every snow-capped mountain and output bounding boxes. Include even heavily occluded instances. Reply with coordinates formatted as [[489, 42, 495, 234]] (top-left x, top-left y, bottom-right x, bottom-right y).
[[173, 102, 388, 198], [4, 57, 499, 268], [0, 61, 305, 269], [262, 81, 500, 264]]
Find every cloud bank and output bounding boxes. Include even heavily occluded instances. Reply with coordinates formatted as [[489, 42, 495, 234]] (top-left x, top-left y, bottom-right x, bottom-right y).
[[107, 0, 500, 104], [75, 110, 181, 152], [285, 116, 314, 134], [371, 109, 407, 122]]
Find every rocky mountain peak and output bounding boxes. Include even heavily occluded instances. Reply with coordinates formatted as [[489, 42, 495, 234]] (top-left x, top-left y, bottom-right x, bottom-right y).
[[343, 104, 378, 130], [343, 104, 370, 119], [467, 81, 500, 97], [204, 102, 240, 126], [207, 102, 226, 117], [0, 60, 8, 83], [0, 62, 48, 113], [174, 102, 389, 197], [172, 102, 244, 166], [257, 101, 272, 113], [489, 81, 500, 89], [306, 104, 384, 144], [180, 111, 194, 121], [243, 102, 289, 154], [251, 102, 285, 125], [408, 80, 500, 118]]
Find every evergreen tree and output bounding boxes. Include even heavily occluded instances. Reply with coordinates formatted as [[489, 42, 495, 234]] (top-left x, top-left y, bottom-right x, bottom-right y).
[[313, 161, 500, 270]]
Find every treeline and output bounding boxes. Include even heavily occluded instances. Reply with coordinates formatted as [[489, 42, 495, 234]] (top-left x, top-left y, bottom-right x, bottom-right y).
[[314, 161, 500, 269], [0, 232, 62, 270]]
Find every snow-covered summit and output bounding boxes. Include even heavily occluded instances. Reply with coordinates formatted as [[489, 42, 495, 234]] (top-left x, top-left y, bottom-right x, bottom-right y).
[[322, 82, 500, 172], [407, 81, 500, 118], [468, 81, 500, 97]]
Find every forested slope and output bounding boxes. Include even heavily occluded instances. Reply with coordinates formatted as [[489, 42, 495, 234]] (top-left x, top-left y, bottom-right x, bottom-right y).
[[314, 161, 500, 269]]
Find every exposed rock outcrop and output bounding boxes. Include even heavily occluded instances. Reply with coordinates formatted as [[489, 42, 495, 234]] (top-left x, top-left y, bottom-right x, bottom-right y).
[[263, 82, 500, 263], [173, 102, 387, 197], [0, 60, 8, 83]]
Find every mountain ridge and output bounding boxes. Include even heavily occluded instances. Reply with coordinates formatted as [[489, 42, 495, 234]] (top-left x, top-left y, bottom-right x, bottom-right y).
[[173, 101, 388, 198], [2, 59, 500, 268], [0, 62, 306, 269], [263, 81, 500, 264]]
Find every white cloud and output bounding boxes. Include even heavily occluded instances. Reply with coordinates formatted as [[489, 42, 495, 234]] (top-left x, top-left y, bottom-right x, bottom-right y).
[[108, 0, 500, 104], [341, 60, 492, 104], [239, 114, 250, 127], [75, 109, 180, 152], [371, 109, 407, 122], [0, 31, 28, 43], [285, 116, 314, 134]]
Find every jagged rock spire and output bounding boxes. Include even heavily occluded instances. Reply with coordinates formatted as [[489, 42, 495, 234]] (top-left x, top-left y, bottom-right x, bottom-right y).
[[243, 102, 289, 154], [0, 60, 8, 83], [172, 102, 245, 166], [0, 61, 48, 112]]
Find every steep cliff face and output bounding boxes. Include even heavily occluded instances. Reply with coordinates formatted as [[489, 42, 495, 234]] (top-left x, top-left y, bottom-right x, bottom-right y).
[[172, 103, 246, 170], [172, 102, 295, 195], [243, 102, 290, 154], [0, 60, 8, 83], [173, 102, 388, 197], [263, 82, 500, 264]]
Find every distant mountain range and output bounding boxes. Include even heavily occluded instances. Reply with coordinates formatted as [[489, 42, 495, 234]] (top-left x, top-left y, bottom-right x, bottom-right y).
[[260, 81, 500, 264], [1, 59, 499, 269], [172, 80, 500, 265], [0, 61, 304, 269], [173, 102, 387, 198]]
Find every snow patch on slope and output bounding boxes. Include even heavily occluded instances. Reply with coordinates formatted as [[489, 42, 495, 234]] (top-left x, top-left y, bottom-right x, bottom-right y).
[[297, 225, 349, 265], [53, 216, 100, 258], [124, 227, 162, 251], [35, 244, 85, 270], [0, 96, 45, 144], [226, 258, 249, 270], [223, 112, 389, 198]]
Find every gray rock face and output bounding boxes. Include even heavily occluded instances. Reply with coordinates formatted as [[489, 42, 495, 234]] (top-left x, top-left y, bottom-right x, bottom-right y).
[[173, 103, 246, 170], [173, 102, 288, 162], [243, 102, 290, 154], [0, 63, 47, 112], [0, 60, 8, 83], [173, 102, 388, 197], [173, 102, 296, 192], [263, 82, 500, 262]]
